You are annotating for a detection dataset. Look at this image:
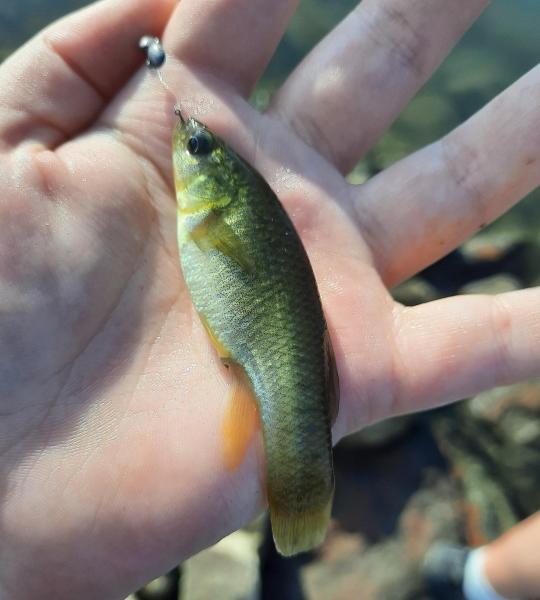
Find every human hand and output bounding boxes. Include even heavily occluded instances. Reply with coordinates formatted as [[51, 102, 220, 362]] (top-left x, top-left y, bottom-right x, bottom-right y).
[[1, 0, 539, 598]]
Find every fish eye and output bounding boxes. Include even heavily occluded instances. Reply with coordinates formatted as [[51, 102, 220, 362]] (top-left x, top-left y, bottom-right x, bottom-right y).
[[187, 131, 213, 155]]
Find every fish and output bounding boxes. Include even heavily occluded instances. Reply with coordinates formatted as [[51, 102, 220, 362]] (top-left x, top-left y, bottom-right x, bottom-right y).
[[172, 114, 339, 556]]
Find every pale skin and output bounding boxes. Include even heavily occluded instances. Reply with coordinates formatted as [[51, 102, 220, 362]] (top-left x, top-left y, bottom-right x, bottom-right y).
[[0, 0, 540, 598], [484, 512, 540, 599]]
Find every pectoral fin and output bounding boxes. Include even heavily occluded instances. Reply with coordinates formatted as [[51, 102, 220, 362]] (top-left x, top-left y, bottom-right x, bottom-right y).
[[324, 329, 340, 425], [191, 211, 255, 272], [222, 361, 260, 470]]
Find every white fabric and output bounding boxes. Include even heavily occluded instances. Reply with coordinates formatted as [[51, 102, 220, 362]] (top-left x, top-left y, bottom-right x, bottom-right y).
[[463, 547, 523, 600]]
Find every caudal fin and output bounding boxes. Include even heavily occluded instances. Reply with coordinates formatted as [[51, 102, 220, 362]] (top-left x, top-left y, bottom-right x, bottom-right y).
[[269, 497, 332, 556]]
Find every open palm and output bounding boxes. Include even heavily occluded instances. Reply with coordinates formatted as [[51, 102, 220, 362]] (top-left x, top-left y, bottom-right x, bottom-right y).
[[1, 0, 540, 598]]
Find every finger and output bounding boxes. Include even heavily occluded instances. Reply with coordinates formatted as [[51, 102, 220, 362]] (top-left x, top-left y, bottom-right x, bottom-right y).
[[162, 0, 299, 97], [268, 0, 489, 173], [0, 0, 175, 149], [382, 288, 540, 424], [353, 63, 540, 286]]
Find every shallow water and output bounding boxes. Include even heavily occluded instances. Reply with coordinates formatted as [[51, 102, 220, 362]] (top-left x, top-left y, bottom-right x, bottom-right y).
[[1, 0, 540, 236]]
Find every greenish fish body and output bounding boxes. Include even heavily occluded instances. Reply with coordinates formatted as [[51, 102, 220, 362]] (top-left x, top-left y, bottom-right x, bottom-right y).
[[172, 117, 338, 556]]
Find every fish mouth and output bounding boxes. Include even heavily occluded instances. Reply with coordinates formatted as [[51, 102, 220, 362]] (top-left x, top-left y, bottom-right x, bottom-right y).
[[172, 118, 205, 195], [173, 103, 202, 130], [174, 107, 203, 130], [173, 114, 207, 144], [174, 104, 186, 124]]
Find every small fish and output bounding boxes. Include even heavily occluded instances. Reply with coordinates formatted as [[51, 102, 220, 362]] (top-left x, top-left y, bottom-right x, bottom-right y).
[[137, 36, 338, 552], [172, 115, 339, 556]]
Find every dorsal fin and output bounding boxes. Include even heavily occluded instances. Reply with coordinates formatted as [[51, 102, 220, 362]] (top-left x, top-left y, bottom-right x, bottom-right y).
[[324, 329, 340, 425]]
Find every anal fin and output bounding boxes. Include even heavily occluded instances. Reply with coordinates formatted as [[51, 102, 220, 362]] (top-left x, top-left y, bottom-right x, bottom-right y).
[[197, 313, 259, 469], [222, 362, 260, 470]]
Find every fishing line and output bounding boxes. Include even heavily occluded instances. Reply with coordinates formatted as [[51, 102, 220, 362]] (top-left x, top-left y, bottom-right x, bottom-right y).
[[139, 35, 184, 118]]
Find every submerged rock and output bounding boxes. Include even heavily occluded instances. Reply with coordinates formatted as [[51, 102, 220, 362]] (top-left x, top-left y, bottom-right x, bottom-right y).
[[391, 277, 441, 306], [434, 380, 540, 540], [181, 526, 263, 600], [459, 273, 521, 295], [341, 417, 414, 449], [300, 476, 465, 600], [135, 569, 180, 600]]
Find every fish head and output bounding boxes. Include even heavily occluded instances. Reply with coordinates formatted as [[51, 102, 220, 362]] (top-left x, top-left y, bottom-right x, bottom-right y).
[[173, 116, 240, 212]]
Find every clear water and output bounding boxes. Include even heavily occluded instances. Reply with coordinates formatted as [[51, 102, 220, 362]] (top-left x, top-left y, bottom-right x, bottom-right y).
[[1, 0, 539, 237]]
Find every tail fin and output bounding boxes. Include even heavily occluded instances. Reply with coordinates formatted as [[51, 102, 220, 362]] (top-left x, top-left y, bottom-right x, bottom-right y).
[[269, 497, 332, 556]]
